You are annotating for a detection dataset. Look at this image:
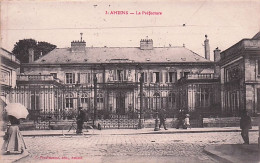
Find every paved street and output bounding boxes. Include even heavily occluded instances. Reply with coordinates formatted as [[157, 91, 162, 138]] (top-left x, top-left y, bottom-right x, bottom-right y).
[[18, 132, 258, 163]]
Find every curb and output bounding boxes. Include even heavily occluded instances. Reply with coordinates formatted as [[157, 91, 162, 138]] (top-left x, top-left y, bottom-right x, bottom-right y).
[[1, 129, 258, 137], [203, 147, 233, 163], [1, 151, 30, 163], [17, 129, 258, 137], [14, 152, 30, 162]]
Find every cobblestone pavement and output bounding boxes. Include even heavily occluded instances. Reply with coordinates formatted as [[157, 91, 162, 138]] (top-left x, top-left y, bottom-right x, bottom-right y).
[[18, 132, 258, 163]]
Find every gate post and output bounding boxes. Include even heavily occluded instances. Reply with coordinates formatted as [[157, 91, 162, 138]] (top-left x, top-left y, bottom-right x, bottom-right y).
[[138, 73, 144, 129], [93, 74, 97, 127]]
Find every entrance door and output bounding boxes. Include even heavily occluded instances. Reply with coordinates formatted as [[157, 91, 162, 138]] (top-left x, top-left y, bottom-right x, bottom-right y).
[[116, 92, 125, 115]]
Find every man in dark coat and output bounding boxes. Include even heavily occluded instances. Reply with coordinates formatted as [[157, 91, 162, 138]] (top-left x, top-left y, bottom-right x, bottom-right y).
[[76, 107, 85, 134], [240, 110, 252, 144], [176, 109, 185, 129], [159, 108, 168, 130]]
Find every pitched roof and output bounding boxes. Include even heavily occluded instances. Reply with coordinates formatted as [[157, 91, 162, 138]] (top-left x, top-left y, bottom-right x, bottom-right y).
[[34, 47, 211, 64], [252, 32, 260, 40]]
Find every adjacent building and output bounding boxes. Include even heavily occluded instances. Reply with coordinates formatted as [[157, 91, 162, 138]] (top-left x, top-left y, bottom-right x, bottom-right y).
[[0, 48, 20, 123], [219, 32, 260, 116]]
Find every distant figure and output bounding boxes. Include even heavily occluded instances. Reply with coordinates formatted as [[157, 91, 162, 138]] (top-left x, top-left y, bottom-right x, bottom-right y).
[[184, 114, 190, 129], [176, 110, 185, 129], [2, 115, 27, 154], [76, 107, 85, 134], [159, 108, 168, 130], [240, 110, 252, 144]]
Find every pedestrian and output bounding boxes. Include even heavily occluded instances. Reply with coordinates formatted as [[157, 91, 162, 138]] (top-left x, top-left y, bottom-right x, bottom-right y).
[[2, 115, 27, 154], [159, 108, 168, 130], [176, 110, 184, 129], [184, 114, 190, 129], [76, 107, 85, 134], [240, 110, 252, 144]]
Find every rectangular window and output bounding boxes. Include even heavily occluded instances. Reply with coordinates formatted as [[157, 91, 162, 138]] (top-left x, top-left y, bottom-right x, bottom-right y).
[[65, 73, 75, 84], [169, 72, 177, 83], [65, 98, 73, 108], [153, 72, 160, 83], [117, 70, 123, 81], [77, 73, 80, 83], [96, 73, 103, 83]]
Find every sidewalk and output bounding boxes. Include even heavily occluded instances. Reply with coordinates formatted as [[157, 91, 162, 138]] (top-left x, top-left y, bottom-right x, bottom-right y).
[[204, 144, 259, 163]]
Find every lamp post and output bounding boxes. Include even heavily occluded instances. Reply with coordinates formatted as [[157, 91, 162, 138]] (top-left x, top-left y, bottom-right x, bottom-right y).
[[74, 82, 81, 116], [154, 93, 159, 131], [138, 73, 144, 129], [93, 74, 97, 127]]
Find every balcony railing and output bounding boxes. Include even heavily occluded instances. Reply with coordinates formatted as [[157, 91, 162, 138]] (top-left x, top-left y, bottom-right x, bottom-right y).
[[186, 73, 216, 80], [17, 75, 62, 83]]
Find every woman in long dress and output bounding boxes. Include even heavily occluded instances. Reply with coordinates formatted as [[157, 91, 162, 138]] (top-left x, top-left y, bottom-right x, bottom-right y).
[[2, 115, 27, 154]]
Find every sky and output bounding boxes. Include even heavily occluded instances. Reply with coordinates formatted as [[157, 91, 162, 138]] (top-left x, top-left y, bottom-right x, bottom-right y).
[[1, 0, 260, 60]]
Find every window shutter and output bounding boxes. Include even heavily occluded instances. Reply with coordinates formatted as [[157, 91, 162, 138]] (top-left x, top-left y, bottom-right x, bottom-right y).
[[113, 70, 116, 80], [165, 72, 168, 83], [73, 73, 75, 83], [174, 72, 177, 83], [124, 69, 127, 80], [159, 72, 163, 83], [87, 73, 90, 83], [150, 72, 153, 83], [144, 72, 148, 83]]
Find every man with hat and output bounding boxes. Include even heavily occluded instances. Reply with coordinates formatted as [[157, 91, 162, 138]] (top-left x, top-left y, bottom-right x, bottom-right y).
[[240, 109, 252, 144], [76, 107, 85, 134]]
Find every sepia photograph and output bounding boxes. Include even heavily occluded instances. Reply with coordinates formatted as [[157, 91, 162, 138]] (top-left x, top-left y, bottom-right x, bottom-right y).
[[0, 0, 260, 162]]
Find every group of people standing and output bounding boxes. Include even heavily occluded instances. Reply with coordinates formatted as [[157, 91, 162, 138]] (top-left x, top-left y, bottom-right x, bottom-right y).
[[158, 109, 190, 130], [176, 110, 190, 129]]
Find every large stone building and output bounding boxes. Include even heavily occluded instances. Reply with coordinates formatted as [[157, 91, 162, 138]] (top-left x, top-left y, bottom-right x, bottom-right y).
[[4, 35, 222, 127], [219, 32, 260, 116]]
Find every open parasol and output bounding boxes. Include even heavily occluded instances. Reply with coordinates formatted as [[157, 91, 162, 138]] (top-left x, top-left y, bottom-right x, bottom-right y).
[[5, 103, 29, 119]]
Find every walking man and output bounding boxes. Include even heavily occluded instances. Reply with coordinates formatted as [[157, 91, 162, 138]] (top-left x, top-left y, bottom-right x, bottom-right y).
[[76, 107, 85, 134], [159, 108, 168, 130], [240, 110, 252, 144]]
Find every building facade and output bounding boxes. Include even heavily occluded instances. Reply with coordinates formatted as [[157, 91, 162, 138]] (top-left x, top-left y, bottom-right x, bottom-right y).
[[4, 35, 221, 124], [0, 48, 20, 123], [219, 32, 260, 116]]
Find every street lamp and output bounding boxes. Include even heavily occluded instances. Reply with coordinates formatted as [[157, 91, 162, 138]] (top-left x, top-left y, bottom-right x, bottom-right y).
[[74, 82, 81, 117], [93, 74, 97, 127], [154, 93, 160, 131], [138, 73, 144, 129]]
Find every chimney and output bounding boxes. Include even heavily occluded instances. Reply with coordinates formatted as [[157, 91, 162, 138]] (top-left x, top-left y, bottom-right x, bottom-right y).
[[28, 48, 34, 63], [140, 37, 153, 50], [213, 47, 221, 78], [204, 35, 210, 60], [214, 47, 221, 62], [71, 33, 86, 52]]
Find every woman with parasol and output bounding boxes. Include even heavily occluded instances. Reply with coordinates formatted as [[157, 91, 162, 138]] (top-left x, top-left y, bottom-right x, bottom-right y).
[[2, 103, 28, 154]]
